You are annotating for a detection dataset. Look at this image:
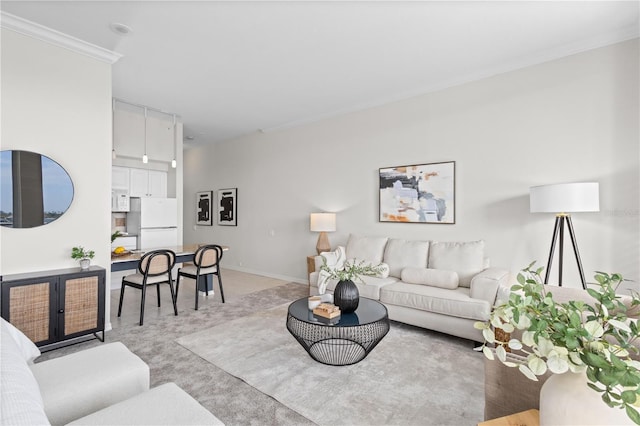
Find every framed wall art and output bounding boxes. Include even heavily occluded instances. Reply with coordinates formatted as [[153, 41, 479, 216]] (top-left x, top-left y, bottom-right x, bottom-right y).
[[196, 191, 213, 226], [217, 188, 237, 226], [379, 161, 455, 224]]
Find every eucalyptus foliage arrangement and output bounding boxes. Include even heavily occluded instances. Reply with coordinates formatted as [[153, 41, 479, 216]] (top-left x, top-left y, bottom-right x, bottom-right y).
[[319, 258, 386, 283], [475, 262, 640, 424]]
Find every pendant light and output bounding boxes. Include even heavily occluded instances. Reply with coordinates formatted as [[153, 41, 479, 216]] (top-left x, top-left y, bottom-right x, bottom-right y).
[[171, 114, 177, 168], [142, 107, 148, 164]]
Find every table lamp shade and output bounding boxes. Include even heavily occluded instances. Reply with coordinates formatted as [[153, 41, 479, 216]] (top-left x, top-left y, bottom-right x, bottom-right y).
[[530, 182, 599, 213], [310, 213, 336, 232]]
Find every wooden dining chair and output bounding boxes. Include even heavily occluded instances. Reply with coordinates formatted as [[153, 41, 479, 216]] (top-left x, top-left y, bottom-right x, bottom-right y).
[[117, 249, 177, 326], [175, 244, 225, 310]]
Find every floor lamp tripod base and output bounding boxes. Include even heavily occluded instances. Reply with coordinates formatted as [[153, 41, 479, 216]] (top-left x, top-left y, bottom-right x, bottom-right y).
[[543, 214, 587, 289]]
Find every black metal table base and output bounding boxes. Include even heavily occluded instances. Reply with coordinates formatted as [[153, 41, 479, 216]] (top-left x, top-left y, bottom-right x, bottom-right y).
[[286, 299, 390, 366]]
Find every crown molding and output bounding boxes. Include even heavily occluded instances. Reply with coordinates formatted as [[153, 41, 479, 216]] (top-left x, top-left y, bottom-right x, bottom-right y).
[[1, 12, 122, 64]]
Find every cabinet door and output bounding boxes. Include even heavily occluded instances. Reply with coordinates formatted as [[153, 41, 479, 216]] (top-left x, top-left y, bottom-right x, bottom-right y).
[[1, 278, 57, 346], [113, 105, 145, 159], [147, 113, 175, 162], [148, 170, 167, 197], [112, 166, 130, 190], [59, 270, 105, 340], [129, 168, 149, 197]]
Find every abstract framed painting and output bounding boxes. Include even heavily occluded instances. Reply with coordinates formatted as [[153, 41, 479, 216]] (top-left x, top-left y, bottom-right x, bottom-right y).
[[379, 161, 455, 224], [196, 191, 213, 226], [217, 188, 237, 226]]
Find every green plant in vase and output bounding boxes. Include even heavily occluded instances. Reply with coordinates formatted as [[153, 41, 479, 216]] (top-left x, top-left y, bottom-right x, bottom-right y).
[[475, 262, 640, 424], [319, 259, 386, 283], [320, 258, 386, 313], [71, 246, 95, 269]]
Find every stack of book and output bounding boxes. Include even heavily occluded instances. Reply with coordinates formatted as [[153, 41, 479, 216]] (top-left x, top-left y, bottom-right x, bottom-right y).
[[313, 303, 341, 324]]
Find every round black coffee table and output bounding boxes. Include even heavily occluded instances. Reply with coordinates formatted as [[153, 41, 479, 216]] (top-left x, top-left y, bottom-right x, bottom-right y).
[[286, 297, 390, 366]]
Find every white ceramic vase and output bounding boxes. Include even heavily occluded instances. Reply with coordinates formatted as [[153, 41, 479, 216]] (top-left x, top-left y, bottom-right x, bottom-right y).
[[539, 370, 632, 425], [79, 258, 90, 269]]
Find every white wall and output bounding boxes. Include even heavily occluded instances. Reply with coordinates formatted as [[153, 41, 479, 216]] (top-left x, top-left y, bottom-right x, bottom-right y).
[[0, 29, 113, 325], [184, 39, 639, 290]]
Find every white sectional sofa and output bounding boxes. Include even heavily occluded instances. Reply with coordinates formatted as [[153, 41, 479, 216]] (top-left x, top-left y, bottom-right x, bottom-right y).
[[1, 318, 223, 426], [309, 235, 510, 342]]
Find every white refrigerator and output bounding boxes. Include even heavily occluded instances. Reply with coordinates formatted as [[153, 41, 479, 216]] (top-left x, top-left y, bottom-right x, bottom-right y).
[[127, 198, 178, 250]]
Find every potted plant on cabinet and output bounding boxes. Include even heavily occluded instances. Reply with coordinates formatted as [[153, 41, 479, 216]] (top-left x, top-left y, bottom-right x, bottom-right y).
[[475, 262, 640, 425], [71, 246, 95, 270], [319, 259, 386, 313]]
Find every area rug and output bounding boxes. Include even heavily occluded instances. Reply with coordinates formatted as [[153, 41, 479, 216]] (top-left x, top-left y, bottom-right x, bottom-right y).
[[176, 304, 484, 425]]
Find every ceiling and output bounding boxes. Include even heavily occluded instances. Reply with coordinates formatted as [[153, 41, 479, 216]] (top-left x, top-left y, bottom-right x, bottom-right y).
[[1, 1, 638, 148]]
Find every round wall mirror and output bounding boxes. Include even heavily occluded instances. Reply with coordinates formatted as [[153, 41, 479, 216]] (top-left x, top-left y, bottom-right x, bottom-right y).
[[0, 150, 74, 228]]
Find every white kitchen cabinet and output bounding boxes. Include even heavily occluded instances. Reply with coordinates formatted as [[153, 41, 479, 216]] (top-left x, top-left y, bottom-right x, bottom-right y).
[[148, 170, 167, 197], [146, 113, 175, 162], [112, 166, 130, 190], [113, 104, 175, 163], [129, 168, 167, 198], [113, 105, 145, 159]]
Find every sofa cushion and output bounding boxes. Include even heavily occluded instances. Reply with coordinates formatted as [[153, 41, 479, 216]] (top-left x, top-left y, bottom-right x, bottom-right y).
[[31, 342, 150, 425], [67, 383, 224, 425], [1, 318, 41, 363], [383, 238, 430, 278], [380, 281, 491, 321], [1, 319, 50, 426], [428, 240, 485, 287], [400, 267, 459, 289], [345, 234, 388, 263]]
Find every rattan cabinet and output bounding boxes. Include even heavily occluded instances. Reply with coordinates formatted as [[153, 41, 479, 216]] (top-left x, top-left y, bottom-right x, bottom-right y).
[[1, 266, 105, 350]]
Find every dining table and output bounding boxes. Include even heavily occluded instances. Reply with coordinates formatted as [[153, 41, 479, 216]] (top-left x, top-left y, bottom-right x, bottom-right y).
[[110, 243, 229, 292]]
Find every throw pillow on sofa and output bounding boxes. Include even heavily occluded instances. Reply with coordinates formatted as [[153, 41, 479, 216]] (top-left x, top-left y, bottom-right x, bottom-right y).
[[400, 267, 459, 289], [1, 318, 41, 363], [317, 246, 346, 294], [1, 319, 50, 426], [428, 240, 485, 287]]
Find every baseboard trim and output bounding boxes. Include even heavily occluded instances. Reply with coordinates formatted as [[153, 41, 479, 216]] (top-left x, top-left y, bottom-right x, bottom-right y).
[[223, 265, 307, 285]]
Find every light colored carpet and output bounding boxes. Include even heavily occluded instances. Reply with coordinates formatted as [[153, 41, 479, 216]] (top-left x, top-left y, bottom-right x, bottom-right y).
[[177, 304, 484, 425]]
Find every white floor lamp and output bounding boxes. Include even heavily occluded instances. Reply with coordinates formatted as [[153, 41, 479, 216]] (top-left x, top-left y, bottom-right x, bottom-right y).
[[530, 182, 600, 289]]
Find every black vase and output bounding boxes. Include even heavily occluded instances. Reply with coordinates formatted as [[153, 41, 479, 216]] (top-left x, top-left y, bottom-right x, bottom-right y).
[[334, 280, 359, 313]]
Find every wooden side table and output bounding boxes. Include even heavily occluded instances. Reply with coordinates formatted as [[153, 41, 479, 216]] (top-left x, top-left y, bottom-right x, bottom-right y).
[[478, 409, 539, 426], [306, 255, 316, 285]]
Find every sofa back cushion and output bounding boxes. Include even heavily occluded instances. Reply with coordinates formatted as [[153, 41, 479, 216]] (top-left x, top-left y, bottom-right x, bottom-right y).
[[401, 267, 459, 289], [383, 238, 430, 278], [1, 319, 50, 426], [345, 234, 388, 263], [428, 240, 485, 287]]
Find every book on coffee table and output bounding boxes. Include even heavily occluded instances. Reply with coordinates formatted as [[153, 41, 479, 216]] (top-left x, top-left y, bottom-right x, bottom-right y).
[[313, 303, 341, 319]]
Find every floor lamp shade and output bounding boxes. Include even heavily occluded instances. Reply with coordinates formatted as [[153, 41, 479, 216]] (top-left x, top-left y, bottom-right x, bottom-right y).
[[529, 182, 599, 288], [530, 182, 599, 213], [310, 213, 336, 255]]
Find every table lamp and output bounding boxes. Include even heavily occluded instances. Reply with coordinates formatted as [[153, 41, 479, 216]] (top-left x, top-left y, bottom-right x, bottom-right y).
[[310, 212, 336, 255], [530, 182, 599, 288]]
